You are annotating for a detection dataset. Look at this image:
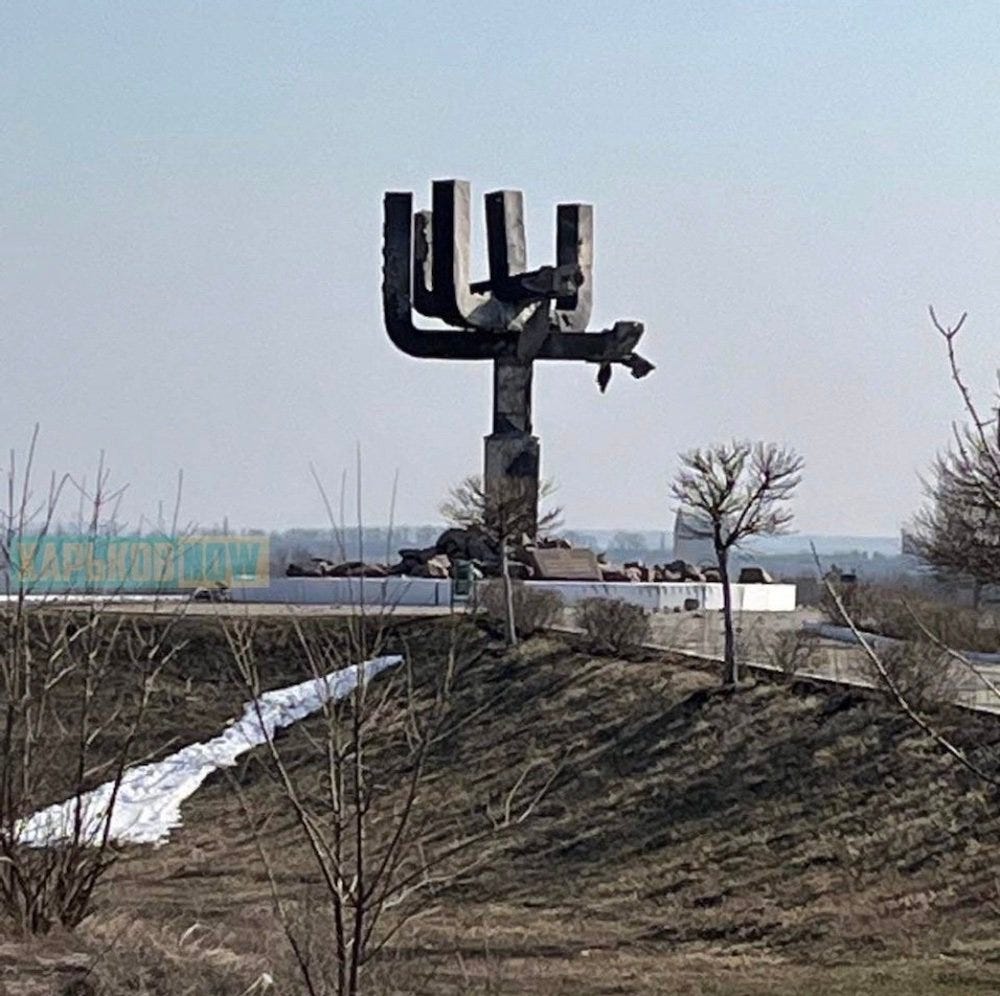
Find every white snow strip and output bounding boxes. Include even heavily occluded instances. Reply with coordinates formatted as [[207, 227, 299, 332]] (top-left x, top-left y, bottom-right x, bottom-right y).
[[18, 654, 402, 847]]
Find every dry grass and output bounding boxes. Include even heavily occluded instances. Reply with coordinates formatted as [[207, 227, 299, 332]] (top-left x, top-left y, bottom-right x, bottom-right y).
[[3, 616, 1000, 994]]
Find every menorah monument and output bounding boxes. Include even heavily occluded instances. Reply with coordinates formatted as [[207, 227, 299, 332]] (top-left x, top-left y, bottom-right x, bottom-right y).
[[382, 179, 653, 535]]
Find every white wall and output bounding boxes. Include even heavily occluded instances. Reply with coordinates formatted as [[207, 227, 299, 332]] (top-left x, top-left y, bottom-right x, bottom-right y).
[[231, 577, 796, 612], [528, 580, 797, 612], [230, 576, 453, 607]]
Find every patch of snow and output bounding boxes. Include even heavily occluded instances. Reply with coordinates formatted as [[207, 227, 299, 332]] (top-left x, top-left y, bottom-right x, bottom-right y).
[[18, 655, 402, 847]]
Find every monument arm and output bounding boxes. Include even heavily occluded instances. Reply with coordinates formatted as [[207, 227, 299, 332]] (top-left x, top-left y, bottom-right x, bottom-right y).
[[383, 191, 652, 370], [412, 209, 439, 318], [553, 203, 594, 330], [384, 190, 513, 358], [430, 179, 495, 327]]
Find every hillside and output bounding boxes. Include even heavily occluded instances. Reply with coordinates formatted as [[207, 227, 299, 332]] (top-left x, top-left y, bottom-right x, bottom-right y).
[[4, 614, 1000, 995]]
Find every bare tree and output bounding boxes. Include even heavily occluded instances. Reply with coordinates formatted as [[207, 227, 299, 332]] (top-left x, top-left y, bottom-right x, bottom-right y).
[[441, 474, 561, 548], [909, 456, 1000, 605], [813, 310, 1000, 784], [928, 307, 1000, 492], [441, 475, 561, 647], [671, 441, 803, 685], [909, 309, 1000, 606], [225, 461, 566, 995], [224, 611, 565, 996], [0, 428, 185, 933]]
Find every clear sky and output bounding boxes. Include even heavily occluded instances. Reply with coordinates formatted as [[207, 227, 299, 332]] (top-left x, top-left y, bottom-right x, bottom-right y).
[[3, 1, 999, 536]]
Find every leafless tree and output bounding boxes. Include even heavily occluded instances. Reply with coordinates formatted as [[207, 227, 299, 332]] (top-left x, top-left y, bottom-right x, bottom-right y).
[[441, 474, 561, 647], [909, 309, 1000, 606], [0, 428, 186, 933], [929, 307, 1000, 489], [224, 610, 565, 996], [441, 474, 561, 548], [909, 460, 1000, 605], [671, 441, 803, 685], [226, 462, 566, 995], [814, 310, 1000, 784]]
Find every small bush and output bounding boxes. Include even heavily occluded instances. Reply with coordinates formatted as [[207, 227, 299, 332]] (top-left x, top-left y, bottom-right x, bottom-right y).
[[477, 582, 564, 637], [874, 641, 959, 714], [576, 598, 651, 655], [766, 630, 821, 678]]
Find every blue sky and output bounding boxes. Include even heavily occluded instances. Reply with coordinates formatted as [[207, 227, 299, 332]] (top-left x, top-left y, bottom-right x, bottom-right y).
[[3, 1, 999, 534]]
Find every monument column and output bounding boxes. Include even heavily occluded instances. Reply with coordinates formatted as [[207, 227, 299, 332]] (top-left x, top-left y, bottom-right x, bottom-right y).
[[484, 357, 539, 537]]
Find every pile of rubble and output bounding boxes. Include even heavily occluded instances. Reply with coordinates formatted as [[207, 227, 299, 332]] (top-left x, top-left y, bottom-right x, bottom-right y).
[[285, 529, 777, 586], [600, 561, 772, 583], [286, 527, 498, 580]]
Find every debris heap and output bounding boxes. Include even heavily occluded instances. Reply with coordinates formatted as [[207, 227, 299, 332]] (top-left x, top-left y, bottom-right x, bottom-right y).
[[285, 531, 778, 585]]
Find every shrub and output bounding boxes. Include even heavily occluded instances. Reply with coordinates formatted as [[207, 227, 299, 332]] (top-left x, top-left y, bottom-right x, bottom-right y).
[[766, 629, 821, 678], [477, 582, 564, 638], [874, 641, 959, 714], [576, 598, 651, 655]]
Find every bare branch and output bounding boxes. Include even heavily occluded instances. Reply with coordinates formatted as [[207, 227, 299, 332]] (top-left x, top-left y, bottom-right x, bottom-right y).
[[814, 545, 998, 786]]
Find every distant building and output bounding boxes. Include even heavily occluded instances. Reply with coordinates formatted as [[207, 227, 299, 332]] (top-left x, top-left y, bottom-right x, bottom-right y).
[[673, 509, 715, 565]]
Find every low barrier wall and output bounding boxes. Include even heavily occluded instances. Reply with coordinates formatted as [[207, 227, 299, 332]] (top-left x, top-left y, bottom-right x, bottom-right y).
[[228, 576, 453, 607], [230, 577, 797, 612], [530, 580, 796, 612]]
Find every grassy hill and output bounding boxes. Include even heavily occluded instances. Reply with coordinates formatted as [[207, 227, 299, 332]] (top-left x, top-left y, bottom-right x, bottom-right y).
[[5, 614, 1000, 995]]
